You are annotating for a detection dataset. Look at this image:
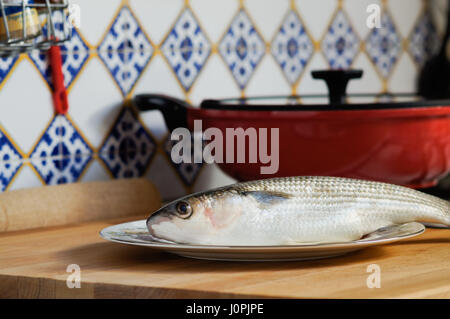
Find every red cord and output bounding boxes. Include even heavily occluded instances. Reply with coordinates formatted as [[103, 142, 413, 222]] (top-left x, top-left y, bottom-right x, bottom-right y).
[[48, 45, 69, 115]]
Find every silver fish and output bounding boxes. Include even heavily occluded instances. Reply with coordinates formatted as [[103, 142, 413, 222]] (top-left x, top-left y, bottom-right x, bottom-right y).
[[147, 176, 450, 246]]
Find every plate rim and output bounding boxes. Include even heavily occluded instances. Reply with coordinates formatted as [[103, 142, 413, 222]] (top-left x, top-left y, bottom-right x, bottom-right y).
[[99, 220, 425, 252]]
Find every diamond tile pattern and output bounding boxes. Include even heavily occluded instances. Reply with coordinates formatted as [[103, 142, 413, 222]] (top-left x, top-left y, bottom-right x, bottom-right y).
[[321, 10, 360, 69], [30, 116, 92, 185], [0, 56, 18, 86], [99, 107, 156, 178], [366, 12, 402, 78], [29, 12, 89, 89], [163, 136, 203, 186], [0, 2, 443, 197], [272, 10, 313, 84], [0, 129, 22, 191], [98, 5, 153, 96], [219, 9, 265, 89], [162, 7, 211, 91], [408, 10, 440, 67]]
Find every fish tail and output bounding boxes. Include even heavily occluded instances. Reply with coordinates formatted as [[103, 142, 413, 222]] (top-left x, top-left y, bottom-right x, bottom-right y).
[[432, 199, 450, 228], [446, 200, 450, 226], [410, 196, 450, 228]]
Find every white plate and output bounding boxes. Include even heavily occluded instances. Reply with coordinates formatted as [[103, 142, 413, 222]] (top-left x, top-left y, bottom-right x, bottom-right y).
[[99, 220, 425, 262]]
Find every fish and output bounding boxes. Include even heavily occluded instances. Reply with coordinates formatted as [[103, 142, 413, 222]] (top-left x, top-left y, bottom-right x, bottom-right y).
[[146, 176, 450, 246]]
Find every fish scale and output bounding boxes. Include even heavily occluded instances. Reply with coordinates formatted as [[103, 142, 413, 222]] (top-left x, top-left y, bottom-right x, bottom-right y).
[[147, 176, 450, 245]]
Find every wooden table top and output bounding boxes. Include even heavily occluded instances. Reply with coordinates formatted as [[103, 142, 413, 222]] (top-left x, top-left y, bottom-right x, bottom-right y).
[[0, 217, 449, 298]]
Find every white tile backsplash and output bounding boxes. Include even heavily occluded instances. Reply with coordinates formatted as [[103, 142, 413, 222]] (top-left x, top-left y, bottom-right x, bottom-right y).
[[192, 163, 236, 193], [296, 53, 329, 95], [245, 0, 289, 42], [347, 53, 383, 94], [388, 53, 418, 93], [190, 0, 239, 43], [295, 0, 337, 40], [80, 156, 111, 182], [0, 58, 53, 155], [388, 0, 423, 37], [8, 164, 42, 191], [129, 0, 184, 45], [246, 55, 291, 96], [68, 57, 123, 149], [0, 0, 444, 198], [145, 152, 187, 200], [189, 54, 241, 105], [344, 0, 382, 39], [72, 0, 123, 47]]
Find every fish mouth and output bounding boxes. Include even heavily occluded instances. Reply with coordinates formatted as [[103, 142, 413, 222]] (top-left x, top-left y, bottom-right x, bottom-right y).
[[146, 211, 176, 243]]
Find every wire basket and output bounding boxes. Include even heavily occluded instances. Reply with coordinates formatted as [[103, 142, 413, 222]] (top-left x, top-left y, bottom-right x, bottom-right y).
[[0, 0, 71, 54]]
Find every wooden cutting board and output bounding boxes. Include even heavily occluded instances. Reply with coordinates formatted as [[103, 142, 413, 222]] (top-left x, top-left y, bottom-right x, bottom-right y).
[[0, 217, 449, 298]]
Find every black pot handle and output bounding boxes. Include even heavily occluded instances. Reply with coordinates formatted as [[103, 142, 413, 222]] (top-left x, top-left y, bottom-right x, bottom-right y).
[[133, 94, 189, 132], [312, 69, 363, 104]]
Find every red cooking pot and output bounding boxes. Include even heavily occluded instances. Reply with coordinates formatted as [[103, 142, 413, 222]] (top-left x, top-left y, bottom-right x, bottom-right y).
[[134, 70, 450, 189]]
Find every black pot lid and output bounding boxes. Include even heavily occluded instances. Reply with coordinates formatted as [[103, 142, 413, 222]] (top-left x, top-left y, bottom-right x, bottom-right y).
[[200, 70, 450, 111]]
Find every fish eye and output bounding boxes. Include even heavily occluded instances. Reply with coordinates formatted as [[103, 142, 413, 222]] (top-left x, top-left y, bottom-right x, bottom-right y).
[[175, 201, 193, 218]]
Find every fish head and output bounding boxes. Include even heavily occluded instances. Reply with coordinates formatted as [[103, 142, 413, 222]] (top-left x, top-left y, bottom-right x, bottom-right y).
[[146, 188, 251, 244]]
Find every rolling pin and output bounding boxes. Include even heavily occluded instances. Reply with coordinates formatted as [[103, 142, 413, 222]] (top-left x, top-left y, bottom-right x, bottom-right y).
[[0, 178, 161, 232]]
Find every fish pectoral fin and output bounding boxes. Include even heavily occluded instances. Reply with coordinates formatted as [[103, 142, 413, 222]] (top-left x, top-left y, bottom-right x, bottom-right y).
[[240, 190, 291, 207], [283, 239, 323, 245]]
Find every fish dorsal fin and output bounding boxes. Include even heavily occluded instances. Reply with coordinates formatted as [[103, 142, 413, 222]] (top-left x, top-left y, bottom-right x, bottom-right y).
[[241, 190, 291, 207]]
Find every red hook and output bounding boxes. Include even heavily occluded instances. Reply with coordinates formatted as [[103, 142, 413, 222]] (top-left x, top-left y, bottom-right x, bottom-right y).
[[48, 45, 69, 115]]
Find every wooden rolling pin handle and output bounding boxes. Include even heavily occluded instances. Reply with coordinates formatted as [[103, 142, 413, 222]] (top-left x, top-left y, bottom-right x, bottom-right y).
[[0, 178, 162, 232]]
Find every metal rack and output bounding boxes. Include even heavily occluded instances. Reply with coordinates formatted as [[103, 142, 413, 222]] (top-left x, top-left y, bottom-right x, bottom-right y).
[[0, 0, 71, 54]]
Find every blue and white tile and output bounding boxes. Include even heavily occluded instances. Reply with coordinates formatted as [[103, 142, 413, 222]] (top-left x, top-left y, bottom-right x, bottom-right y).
[[163, 135, 203, 186], [72, 0, 122, 46], [245, 0, 289, 41], [98, 5, 153, 96], [365, 12, 402, 79], [28, 14, 90, 89], [0, 55, 18, 86], [408, 10, 440, 67], [69, 58, 123, 148], [190, 0, 239, 43], [189, 54, 240, 105], [129, 0, 184, 45], [29, 115, 93, 185], [388, 0, 422, 37], [295, 0, 337, 40], [161, 7, 211, 91], [219, 9, 265, 89], [343, 0, 382, 39], [43, 9, 73, 45], [0, 129, 23, 191], [8, 164, 43, 191], [321, 10, 360, 69], [0, 59, 53, 154], [29, 47, 89, 90], [99, 107, 156, 179], [145, 153, 187, 201], [271, 10, 314, 85]]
